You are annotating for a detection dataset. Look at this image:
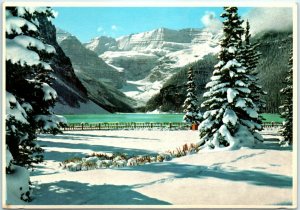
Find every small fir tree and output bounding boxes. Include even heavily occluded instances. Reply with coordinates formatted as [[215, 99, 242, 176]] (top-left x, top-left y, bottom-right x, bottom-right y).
[[198, 7, 263, 150], [182, 67, 202, 125], [279, 50, 293, 146], [6, 7, 65, 168]]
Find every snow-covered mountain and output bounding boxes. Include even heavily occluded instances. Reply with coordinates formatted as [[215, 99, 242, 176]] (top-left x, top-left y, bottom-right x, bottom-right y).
[[85, 27, 221, 106], [56, 29, 135, 112]]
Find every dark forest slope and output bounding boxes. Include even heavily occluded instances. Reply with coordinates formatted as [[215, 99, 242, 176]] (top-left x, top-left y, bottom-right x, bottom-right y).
[[145, 30, 292, 113]]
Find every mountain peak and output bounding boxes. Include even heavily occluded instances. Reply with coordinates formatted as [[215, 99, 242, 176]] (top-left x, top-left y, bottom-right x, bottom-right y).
[[91, 35, 115, 41], [84, 36, 118, 55], [56, 28, 73, 44]]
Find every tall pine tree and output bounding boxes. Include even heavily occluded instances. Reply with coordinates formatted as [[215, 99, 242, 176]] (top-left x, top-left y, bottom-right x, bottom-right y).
[[6, 7, 65, 168], [198, 7, 263, 150], [183, 67, 202, 125], [241, 20, 266, 121], [279, 50, 293, 146]]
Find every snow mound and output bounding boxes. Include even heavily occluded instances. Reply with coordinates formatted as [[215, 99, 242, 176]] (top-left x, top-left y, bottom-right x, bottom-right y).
[[6, 165, 32, 204]]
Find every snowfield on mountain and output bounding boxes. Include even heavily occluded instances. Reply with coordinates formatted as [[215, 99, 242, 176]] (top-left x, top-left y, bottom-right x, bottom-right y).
[[82, 28, 222, 106]]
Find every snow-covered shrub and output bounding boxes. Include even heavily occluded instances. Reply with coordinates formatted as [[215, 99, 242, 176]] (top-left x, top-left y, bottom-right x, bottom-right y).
[[127, 158, 138, 166], [89, 152, 114, 160], [61, 143, 201, 171], [97, 160, 112, 168], [81, 161, 97, 171], [65, 162, 82, 172], [199, 7, 264, 150], [62, 157, 82, 164], [166, 143, 200, 158], [102, 160, 113, 167], [113, 160, 127, 167], [112, 153, 128, 160], [113, 155, 126, 161], [150, 156, 157, 162], [135, 155, 152, 164], [162, 153, 173, 161], [156, 154, 165, 162], [82, 156, 99, 163]]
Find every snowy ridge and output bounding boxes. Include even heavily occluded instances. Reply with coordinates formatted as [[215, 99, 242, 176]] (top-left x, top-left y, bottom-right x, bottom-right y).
[[84, 36, 118, 55], [116, 28, 220, 51]]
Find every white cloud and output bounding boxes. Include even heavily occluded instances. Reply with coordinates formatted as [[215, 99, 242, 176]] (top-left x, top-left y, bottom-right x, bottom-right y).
[[111, 25, 118, 31], [97, 27, 103, 32], [201, 11, 222, 33], [244, 8, 292, 34]]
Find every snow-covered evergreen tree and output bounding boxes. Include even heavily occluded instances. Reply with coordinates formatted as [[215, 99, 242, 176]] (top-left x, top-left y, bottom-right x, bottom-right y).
[[198, 7, 263, 150], [183, 67, 202, 124], [6, 7, 65, 169], [241, 20, 266, 122], [279, 50, 293, 146]]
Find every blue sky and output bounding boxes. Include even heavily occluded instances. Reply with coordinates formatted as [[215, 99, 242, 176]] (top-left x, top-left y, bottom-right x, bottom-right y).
[[53, 7, 251, 43]]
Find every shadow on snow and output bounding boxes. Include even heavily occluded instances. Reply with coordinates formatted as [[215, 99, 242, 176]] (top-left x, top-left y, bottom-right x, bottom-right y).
[[31, 181, 170, 205], [253, 138, 292, 151], [40, 140, 156, 158], [119, 162, 292, 189], [39, 133, 160, 141]]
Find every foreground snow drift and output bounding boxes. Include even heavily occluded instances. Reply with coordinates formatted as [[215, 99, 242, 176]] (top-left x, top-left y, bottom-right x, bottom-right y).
[[13, 130, 293, 206]]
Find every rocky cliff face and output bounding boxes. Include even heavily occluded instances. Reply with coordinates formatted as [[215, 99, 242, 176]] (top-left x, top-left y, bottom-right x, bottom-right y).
[[37, 16, 134, 113], [37, 15, 92, 111], [59, 35, 124, 88], [56, 29, 135, 112]]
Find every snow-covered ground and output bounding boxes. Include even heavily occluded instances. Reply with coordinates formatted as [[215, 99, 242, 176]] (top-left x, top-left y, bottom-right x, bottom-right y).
[[9, 129, 293, 206]]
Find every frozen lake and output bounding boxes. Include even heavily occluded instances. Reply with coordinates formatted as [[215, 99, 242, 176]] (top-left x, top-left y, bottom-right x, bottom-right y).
[[62, 113, 283, 124]]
